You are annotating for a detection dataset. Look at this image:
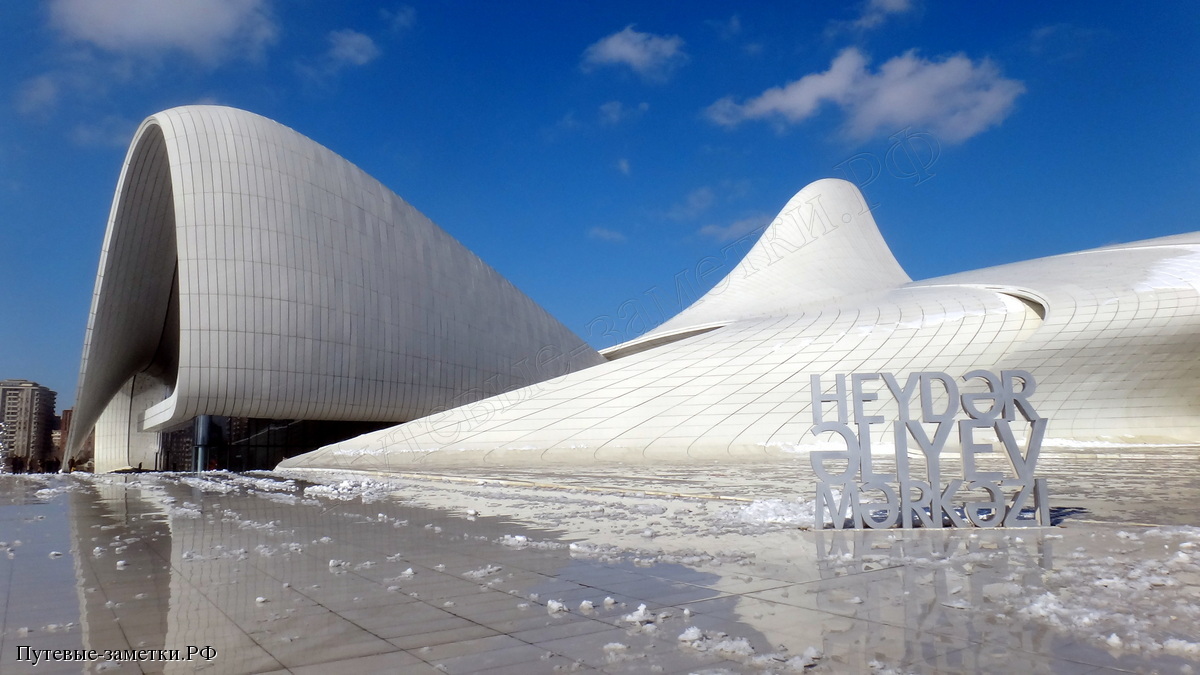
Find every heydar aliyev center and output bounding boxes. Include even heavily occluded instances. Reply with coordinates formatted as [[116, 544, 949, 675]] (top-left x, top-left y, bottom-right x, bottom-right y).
[[69, 105, 1200, 473]]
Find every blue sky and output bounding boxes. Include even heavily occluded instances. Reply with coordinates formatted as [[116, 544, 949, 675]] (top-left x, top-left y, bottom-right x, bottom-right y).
[[1, 1, 1197, 410]]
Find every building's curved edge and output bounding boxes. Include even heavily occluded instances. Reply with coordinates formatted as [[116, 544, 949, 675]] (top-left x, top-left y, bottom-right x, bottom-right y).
[[281, 193, 1200, 472], [631, 178, 911, 344], [69, 105, 605, 472], [68, 117, 180, 471]]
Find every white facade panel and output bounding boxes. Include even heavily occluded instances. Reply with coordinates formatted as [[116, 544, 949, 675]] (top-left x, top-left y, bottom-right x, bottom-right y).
[[284, 179, 1200, 471], [69, 106, 604, 470]]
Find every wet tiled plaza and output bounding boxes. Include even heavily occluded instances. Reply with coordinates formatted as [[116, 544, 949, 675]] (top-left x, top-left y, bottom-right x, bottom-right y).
[[2, 450, 1199, 674]]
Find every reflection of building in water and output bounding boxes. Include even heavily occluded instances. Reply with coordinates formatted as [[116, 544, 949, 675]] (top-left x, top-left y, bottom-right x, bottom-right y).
[[67, 479, 171, 657], [814, 530, 1058, 671], [65, 478, 281, 673], [53, 474, 795, 672]]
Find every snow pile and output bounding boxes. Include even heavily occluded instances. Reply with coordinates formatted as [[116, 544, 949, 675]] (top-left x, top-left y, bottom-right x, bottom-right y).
[[179, 476, 239, 494], [233, 474, 299, 492], [729, 499, 819, 529], [497, 534, 567, 550], [462, 564, 502, 579], [163, 501, 203, 519], [237, 518, 280, 531], [1041, 439, 1181, 449], [1007, 527, 1200, 655], [868, 659, 914, 674], [678, 627, 823, 670], [678, 630, 754, 656], [622, 604, 655, 624], [34, 487, 68, 501], [303, 478, 396, 502]]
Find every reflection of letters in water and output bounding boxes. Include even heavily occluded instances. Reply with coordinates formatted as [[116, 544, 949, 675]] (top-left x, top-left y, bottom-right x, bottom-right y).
[[810, 370, 1050, 529]]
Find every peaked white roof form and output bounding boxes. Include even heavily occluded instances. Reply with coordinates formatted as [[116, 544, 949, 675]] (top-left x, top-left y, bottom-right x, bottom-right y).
[[283, 178, 1200, 471], [69, 106, 604, 472], [602, 178, 912, 359], [660, 179, 910, 328]]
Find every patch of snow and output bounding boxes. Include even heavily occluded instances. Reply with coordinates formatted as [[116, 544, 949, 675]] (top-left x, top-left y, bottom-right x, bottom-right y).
[[463, 564, 502, 579], [623, 604, 655, 624]]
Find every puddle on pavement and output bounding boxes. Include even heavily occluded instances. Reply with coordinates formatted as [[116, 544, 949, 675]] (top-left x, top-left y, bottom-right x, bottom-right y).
[[0, 464, 1197, 674]]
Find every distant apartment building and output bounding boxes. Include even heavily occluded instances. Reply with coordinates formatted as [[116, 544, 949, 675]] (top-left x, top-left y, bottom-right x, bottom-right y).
[[1, 379, 57, 473]]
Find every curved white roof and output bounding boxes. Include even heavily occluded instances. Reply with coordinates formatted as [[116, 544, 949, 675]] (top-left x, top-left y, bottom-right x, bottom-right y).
[[285, 179, 1200, 471], [70, 106, 603, 471]]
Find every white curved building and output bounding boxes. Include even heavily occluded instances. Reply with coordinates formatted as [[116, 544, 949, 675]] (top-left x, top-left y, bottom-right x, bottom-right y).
[[68, 106, 604, 473], [283, 178, 1200, 471], [69, 105, 1200, 475]]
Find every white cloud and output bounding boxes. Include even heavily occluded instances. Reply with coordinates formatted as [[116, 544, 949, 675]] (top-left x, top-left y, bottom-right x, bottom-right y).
[[17, 75, 59, 116], [71, 115, 136, 147], [558, 111, 580, 128], [327, 29, 380, 68], [852, 0, 914, 31], [708, 48, 1025, 143], [582, 26, 687, 82], [588, 227, 627, 243], [599, 101, 624, 125], [667, 187, 715, 221], [707, 15, 742, 41], [616, 158, 631, 175], [381, 5, 416, 32], [16, 64, 129, 118], [827, 0, 914, 35], [1029, 23, 1107, 62], [298, 29, 382, 82], [598, 100, 648, 125], [48, 0, 277, 63], [699, 214, 770, 242]]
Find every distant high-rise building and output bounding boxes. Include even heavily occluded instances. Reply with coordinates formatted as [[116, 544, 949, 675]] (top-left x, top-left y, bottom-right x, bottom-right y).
[[1, 380, 57, 473]]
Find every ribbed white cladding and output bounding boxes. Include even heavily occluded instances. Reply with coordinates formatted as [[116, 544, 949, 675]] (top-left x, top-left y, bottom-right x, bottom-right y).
[[70, 106, 604, 472], [284, 180, 1200, 471], [655, 178, 911, 331]]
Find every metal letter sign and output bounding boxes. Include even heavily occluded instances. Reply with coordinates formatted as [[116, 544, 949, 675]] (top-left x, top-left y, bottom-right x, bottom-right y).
[[810, 370, 1050, 528]]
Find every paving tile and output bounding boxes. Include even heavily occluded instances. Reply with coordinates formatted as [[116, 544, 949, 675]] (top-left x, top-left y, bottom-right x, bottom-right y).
[[247, 612, 396, 668], [289, 648, 428, 674], [414, 634, 528, 662], [510, 615, 616, 644], [339, 601, 469, 639], [431, 643, 555, 675], [387, 624, 501, 650], [908, 644, 1102, 675], [5, 470, 1199, 675]]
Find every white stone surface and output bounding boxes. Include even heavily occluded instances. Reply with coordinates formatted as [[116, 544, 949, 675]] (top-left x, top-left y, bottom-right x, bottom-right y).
[[285, 178, 1200, 471], [69, 106, 604, 472], [6, 462, 1200, 674]]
